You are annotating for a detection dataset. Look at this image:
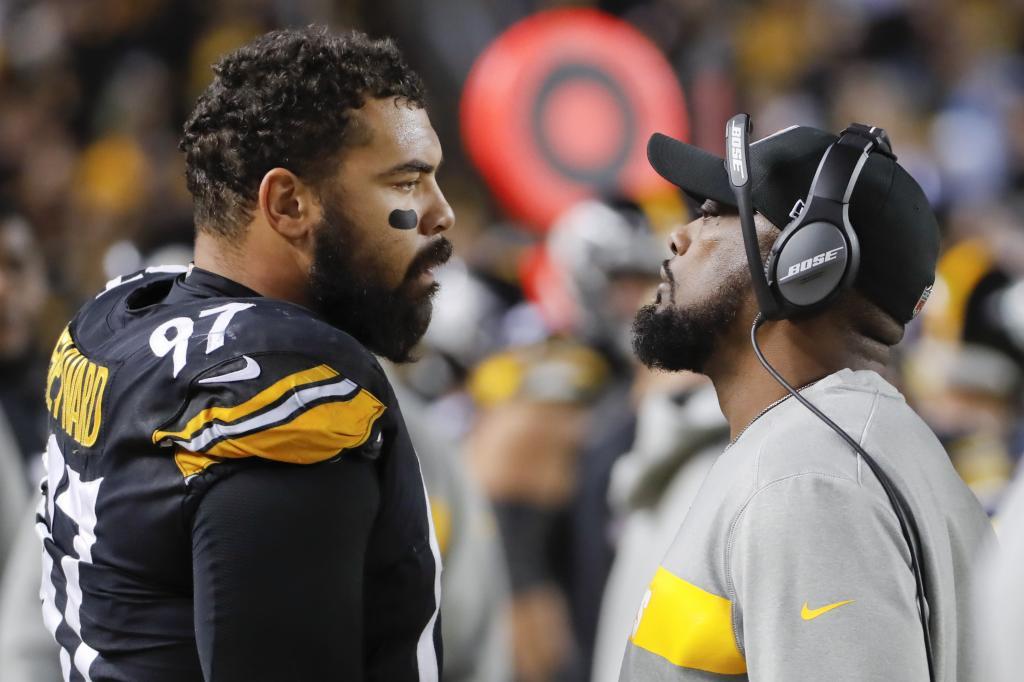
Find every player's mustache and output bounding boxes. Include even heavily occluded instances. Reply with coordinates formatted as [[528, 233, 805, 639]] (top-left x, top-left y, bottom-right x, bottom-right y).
[[406, 236, 454, 280]]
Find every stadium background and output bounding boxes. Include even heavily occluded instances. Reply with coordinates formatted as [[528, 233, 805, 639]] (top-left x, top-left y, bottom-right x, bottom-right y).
[[1, 1, 1023, 680]]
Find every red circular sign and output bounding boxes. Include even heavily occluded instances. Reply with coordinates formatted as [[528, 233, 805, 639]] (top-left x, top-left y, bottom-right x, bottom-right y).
[[461, 8, 689, 232]]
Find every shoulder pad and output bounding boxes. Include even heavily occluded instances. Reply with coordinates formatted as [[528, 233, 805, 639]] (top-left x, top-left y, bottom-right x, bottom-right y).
[[72, 266, 190, 346], [95, 265, 189, 300], [153, 350, 387, 478]]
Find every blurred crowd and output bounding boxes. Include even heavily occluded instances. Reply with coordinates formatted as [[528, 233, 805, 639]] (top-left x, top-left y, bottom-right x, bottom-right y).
[[2, 0, 1024, 680]]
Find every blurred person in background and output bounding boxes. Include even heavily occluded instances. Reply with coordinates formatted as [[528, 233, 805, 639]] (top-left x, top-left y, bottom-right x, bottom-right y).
[[387, 369, 513, 682], [974, 460, 1024, 682], [467, 341, 608, 682], [479, 197, 665, 680], [591, 370, 726, 682], [908, 228, 1024, 513], [0, 508, 61, 681], [526, 198, 667, 679], [0, 204, 55, 682], [0, 205, 49, 570]]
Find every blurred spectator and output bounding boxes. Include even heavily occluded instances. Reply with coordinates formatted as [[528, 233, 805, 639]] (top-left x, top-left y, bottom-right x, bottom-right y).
[[389, 371, 514, 682], [0, 207, 49, 462], [592, 373, 725, 682], [0, 207, 57, 679], [467, 340, 608, 682], [524, 199, 666, 680], [907, 223, 1024, 512], [974, 463, 1024, 682], [0, 509, 61, 681], [0, 207, 49, 572]]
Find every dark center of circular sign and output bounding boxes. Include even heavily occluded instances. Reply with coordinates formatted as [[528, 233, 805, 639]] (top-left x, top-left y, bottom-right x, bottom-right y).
[[530, 62, 637, 189]]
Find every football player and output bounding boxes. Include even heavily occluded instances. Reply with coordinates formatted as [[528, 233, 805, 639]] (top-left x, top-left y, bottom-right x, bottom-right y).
[[37, 26, 453, 681]]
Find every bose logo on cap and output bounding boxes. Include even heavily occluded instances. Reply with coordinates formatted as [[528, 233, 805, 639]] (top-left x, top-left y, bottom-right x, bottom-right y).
[[779, 246, 845, 283], [912, 285, 933, 319]]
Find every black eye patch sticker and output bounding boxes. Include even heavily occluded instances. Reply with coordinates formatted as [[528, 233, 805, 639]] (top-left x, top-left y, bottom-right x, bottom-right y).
[[388, 209, 418, 230]]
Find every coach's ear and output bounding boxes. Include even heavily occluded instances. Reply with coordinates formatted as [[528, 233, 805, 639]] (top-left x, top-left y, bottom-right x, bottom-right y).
[[258, 168, 319, 248]]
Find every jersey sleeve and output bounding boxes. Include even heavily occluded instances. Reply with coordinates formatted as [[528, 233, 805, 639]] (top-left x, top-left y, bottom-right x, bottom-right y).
[[192, 449, 376, 680], [728, 473, 930, 681], [151, 351, 387, 478]]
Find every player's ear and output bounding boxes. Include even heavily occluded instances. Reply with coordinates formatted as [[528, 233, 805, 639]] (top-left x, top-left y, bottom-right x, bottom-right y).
[[258, 168, 318, 244]]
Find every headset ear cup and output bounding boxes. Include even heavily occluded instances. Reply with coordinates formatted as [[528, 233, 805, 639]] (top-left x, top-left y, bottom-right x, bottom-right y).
[[770, 221, 851, 311], [765, 213, 806, 318]]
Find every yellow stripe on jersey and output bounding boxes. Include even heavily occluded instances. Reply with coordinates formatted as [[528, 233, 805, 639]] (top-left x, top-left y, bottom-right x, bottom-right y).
[[198, 388, 385, 463], [630, 566, 747, 675], [152, 364, 339, 444]]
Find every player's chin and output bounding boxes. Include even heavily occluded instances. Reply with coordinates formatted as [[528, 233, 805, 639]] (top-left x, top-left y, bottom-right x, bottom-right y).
[[376, 294, 435, 363]]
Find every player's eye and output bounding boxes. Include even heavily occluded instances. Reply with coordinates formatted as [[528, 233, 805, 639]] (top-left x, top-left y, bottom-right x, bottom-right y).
[[394, 179, 420, 192]]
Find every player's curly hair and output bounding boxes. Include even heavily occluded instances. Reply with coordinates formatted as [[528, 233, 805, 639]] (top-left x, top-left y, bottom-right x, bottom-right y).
[[181, 26, 425, 237]]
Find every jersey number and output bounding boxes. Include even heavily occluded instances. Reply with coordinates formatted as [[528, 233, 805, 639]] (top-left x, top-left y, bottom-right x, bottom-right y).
[[149, 302, 254, 377], [40, 435, 104, 678]]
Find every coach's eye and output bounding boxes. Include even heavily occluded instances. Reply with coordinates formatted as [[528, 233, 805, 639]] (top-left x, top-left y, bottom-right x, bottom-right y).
[[395, 180, 420, 192]]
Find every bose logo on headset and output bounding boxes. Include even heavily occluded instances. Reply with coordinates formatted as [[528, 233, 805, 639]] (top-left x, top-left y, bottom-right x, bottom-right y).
[[728, 120, 746, 180], [778, 246, 845, 283]]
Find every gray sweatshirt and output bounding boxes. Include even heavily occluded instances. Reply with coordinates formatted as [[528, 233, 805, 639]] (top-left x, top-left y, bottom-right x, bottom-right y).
[[619, 369, 993, 681]]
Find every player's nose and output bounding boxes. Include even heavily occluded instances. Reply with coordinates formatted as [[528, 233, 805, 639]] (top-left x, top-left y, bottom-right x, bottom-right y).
[[420, 188, 455, 237]]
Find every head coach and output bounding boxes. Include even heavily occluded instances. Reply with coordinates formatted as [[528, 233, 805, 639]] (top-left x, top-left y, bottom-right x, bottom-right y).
[[619, 116, 993, 681]]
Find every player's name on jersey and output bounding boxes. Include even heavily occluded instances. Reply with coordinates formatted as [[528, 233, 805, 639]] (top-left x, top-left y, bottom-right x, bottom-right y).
[[45, 327, 109, 448]]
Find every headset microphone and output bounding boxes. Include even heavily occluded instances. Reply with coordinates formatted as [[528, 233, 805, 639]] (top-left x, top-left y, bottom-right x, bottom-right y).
[[726, 114, 779, 319], [725, 114, 935, 682]]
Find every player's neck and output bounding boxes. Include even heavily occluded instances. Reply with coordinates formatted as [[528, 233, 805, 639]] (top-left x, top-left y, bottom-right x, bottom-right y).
[[708, 316, 887, 441], [193, 230, 311, 307]]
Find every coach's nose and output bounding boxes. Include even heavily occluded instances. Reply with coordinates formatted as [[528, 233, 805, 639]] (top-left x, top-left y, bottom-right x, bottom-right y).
[[667, 223, 692, 257]]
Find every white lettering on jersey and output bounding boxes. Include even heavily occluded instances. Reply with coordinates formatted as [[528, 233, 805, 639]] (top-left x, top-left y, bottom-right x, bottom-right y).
[[199, 302, 256, 353], [150, 317, 195, 378], [149, 303, 255, 377]]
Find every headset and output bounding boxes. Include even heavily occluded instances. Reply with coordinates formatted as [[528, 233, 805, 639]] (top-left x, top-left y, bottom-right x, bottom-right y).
[[726, 113, 935, 681]]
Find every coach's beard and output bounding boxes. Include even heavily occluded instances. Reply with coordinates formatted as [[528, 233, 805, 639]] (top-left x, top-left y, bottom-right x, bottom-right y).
[[631, 266, 748, 374], [308, 208, 453, 363]]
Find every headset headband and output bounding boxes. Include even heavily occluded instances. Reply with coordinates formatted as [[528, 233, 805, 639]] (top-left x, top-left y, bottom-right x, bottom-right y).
[[726, 115, 893, 320]]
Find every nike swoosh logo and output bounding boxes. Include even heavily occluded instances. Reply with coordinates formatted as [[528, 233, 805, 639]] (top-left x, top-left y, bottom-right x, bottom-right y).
[[198, 356, 261, 384], [801, 599, 854, 621]]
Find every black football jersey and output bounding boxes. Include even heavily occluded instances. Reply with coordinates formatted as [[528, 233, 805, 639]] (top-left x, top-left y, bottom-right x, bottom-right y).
[[37, 266, 442, 681]]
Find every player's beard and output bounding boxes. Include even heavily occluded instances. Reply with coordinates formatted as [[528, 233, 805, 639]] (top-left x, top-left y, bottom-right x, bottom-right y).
[[308, 203, 453, 363], [631, 264, 748, 373]]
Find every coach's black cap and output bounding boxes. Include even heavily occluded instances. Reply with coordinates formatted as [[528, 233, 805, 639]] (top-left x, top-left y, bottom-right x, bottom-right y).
[[647, 125, 939, 324]]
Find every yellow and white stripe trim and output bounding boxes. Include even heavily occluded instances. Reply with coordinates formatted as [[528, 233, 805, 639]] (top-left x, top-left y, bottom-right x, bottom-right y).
[[153, 364, 386, 476]]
